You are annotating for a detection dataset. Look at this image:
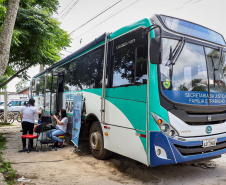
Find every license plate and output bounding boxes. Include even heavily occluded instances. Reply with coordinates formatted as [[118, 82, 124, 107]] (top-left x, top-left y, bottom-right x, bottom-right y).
[[202, 138, 217, 148]]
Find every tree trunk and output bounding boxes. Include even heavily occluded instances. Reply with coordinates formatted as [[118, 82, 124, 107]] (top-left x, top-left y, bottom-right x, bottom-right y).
[[0, 0, 20, 80]]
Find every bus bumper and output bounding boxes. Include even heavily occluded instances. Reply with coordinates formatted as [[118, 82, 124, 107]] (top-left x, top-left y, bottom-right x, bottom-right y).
[[149, 132, 226, 167]]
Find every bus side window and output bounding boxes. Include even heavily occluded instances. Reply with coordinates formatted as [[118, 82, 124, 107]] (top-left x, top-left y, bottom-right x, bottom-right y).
[[33, 76, 45, 96], [70, 57, 86, 91], [62, 63, 71, 92], [86, 47, 104, 89], [112, 28, 148, 87], [135, 46, 147, 84], [112, 49, 135, 87]]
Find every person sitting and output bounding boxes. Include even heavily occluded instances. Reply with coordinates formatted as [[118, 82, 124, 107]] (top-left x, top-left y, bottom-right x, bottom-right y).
[[46, 109, 68, 147]]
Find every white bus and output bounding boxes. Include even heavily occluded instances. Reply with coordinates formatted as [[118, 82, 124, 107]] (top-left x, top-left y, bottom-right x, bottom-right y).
[[30, 14, 226, 166]]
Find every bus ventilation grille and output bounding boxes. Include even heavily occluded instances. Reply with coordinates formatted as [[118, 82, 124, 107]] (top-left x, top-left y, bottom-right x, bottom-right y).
[[174, 141, 226, 156], [186, 120, 226, 125]]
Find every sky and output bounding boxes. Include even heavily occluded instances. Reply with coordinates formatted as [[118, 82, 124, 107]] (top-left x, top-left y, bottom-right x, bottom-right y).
[[6, 0, 226, 92]]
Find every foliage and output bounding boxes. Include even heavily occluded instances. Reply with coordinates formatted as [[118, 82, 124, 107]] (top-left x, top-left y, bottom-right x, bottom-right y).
[[0, 76, 7, 90], [0, 133, 6, 148], [0, 0, 71, 88], [15, 79, 29, 92], [0, 133, 17, 185], [0, 161, 17, 184]]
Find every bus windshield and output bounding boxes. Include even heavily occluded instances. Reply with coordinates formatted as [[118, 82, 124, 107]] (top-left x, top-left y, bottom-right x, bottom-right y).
[[160, 38, 226, 106]]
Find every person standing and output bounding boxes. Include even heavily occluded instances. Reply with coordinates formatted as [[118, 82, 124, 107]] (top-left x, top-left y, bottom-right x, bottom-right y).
[[46, 109, 68, 146], [20, 98, 41, 150]]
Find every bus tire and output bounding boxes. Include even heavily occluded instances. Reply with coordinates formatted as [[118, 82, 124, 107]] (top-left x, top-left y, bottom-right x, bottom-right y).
[[89, 121, 112, 160]]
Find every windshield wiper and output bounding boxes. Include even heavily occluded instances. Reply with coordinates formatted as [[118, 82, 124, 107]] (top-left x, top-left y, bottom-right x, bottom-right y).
[[166, 37, 186, 82]]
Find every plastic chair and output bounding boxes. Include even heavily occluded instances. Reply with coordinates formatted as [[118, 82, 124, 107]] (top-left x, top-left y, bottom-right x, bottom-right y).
[[20, 132, 39, 153]]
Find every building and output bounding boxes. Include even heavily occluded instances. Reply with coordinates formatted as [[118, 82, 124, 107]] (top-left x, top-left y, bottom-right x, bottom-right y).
[[0, 87, 29, 102]]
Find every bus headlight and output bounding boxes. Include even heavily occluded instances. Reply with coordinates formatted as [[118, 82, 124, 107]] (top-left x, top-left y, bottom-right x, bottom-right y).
[[151, 112, 178, 137], [160, 124, 170, 133], [169, 130, 176, 137]]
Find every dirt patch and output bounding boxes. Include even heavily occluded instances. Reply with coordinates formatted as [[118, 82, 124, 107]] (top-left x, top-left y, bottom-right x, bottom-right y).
[[1, 123, 163, 185], [1, 122, 226, 185]]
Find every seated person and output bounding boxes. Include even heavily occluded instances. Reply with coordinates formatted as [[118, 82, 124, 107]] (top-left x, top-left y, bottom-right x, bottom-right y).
[[46, 109, 68, 146]]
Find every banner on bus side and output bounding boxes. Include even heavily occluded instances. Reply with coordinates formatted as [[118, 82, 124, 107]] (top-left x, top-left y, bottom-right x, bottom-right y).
[[71, 95, 82, 147]]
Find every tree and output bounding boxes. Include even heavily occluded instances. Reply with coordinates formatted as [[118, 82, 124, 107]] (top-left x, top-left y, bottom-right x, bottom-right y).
[[0, 0, 71, 88], [15, 79, 28, 92], [0, 0, 20, 81]]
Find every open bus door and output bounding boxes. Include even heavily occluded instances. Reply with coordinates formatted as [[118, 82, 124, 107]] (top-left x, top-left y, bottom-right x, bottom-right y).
[[56, 72, 64, 113], [102, 28, 149, 165], [45, 72, 65, 115]]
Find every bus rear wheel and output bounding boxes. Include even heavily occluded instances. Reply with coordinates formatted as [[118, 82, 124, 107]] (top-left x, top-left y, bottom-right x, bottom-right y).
[[89, 121, 112, 160]]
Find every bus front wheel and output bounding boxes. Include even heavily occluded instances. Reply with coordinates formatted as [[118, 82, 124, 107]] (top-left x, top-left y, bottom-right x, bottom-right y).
[[89, 121, 112, 160]]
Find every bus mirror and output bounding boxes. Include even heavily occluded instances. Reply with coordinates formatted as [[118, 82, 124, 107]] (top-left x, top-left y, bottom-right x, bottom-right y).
[[150, 37, 162, 64]]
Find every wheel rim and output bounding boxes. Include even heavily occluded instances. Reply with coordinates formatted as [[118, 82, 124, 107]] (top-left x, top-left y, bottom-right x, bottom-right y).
[[90, 131, 101, 150]]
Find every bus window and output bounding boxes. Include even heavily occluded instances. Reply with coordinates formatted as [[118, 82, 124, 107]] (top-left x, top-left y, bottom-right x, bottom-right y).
[[34, 76, 45, 96], [45, 73, 52, 113], [62, 63, 71, 92], [85, 47, 103, 89], [70, 57, 86, 91], [51, 75, 58, 114], [70, 46, 104, 90], [113, 48, 135, 87], [135, 46, 147, 84], [112, 28, 148, 87]]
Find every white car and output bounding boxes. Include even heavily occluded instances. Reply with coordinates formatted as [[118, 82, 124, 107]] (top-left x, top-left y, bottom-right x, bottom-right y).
[[0, 99, 28, 113]]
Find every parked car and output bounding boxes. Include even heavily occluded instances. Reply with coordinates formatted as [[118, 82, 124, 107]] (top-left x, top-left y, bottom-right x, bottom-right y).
[[0, 99, 28, 113]]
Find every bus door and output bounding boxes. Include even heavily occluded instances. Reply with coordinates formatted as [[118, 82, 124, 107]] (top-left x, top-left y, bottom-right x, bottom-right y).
[[102, 28, 149, 165], [44, 71, 65, 115], [44, 73, 52, 114], [56, 72, 65, 112]]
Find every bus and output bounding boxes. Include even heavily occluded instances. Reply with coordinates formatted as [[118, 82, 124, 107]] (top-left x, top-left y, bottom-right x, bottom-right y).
[[30, 14, 226, 166]]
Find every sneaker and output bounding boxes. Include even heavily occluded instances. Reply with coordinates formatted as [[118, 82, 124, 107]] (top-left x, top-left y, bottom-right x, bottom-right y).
[[18, 147, 27, 152]]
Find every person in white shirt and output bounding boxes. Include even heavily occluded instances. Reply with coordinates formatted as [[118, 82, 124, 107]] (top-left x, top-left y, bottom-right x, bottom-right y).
[[20, 98, 41, 150], [46, 109, 68, 147]]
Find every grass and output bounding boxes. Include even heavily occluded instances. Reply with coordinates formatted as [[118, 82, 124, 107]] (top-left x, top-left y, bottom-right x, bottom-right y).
[[0, 133, 17, 185], [0, 123, 11, 126], [0, 124, 14, 127]]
